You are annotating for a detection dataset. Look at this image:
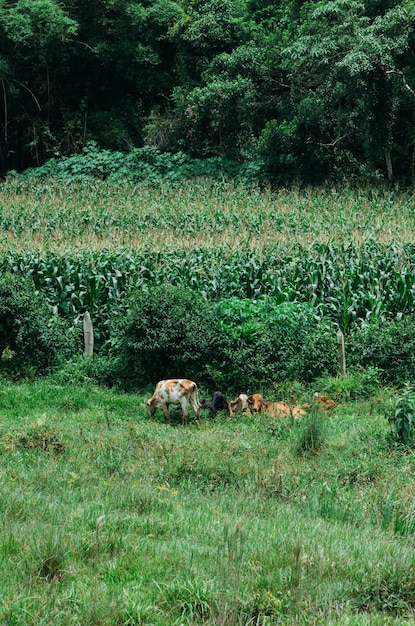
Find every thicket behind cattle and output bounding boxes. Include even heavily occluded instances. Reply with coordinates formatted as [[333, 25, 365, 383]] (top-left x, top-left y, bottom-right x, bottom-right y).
[[111, 285, 221, 389], [103, 289, 338, 392], [0, 274, 79, 379]]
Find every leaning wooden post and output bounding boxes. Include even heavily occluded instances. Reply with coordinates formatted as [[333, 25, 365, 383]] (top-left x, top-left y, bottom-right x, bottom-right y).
[[337, 330, 346, 376], [83, 311, 94, 357]]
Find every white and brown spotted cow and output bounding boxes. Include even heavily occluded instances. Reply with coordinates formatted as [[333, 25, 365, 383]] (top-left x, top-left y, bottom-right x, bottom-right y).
[[147, 378, 201, 426]]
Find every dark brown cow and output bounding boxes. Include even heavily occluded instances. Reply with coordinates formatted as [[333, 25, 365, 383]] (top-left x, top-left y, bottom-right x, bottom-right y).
[[147, 379, 200, 426], [200, 391, 229, 414]]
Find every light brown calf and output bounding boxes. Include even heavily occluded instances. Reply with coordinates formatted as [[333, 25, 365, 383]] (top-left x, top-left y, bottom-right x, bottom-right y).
[[147, 378, 200, 426], [263, 400, 307, 418], [229, 393, 250, 416]]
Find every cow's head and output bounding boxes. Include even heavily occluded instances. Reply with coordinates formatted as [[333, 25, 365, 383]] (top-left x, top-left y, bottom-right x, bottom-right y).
[[247, 393, 266, 414]]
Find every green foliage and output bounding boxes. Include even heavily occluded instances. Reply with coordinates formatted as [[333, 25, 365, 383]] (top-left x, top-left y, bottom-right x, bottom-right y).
[[17, 142, 260, 184], [0, 273, 78, 378], [316, 366, 381, 400], [212, 298, 337, 389], [0, 0, 415, 182], [0, 0, 77, 44], [348, 315, 415, 385], [388, 384, 415, 444], [112, 284, 220, 387], [294, 406, 327, 456], [174, 76, 259, 158]]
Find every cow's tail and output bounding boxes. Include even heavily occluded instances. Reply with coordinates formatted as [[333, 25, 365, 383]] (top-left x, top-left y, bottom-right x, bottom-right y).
[[192, 381, 200, 401], [191, 381, 202, 411]]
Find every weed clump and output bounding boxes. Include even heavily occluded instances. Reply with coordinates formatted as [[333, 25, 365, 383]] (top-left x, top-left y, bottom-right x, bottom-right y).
[[294, 407, 326, 456], [4, 421, 65, 454]]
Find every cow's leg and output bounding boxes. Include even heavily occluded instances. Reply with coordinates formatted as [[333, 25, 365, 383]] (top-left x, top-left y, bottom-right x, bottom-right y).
[[161, 401, 170, 424], [179, 398, 189, 426]]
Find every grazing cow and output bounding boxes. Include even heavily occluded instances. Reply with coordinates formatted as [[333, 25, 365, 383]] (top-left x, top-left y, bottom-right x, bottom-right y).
[[313, 392, 337, 410], [200, 391, 229, 414], [229, 393, 250, 416], [247, 393, 268, 414], [147, 379, 200, 426]]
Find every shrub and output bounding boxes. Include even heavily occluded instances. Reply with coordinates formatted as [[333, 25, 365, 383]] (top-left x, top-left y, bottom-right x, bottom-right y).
[[211, 298, 338, 390], [388, 384, 415, 445], [112, 284, 221, 388], [348, 315, 415, 385], [0, 274, 78, 378], [16, 143, 260, 185]]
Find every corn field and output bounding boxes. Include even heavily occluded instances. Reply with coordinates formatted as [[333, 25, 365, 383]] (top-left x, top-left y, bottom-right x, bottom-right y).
[[1, 240, 415, 341], [2, 178, 415, 343]]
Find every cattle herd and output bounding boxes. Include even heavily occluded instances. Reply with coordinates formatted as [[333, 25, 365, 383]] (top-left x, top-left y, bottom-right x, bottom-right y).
[[147, 379, 337, 426]]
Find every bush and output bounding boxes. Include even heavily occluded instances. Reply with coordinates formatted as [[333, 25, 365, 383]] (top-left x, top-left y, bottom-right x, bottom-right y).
[[348, 315, 415, 385], [109, 292, 338, 391], [388, 384, 415, 445], [0, 273, 78, 378], [112, 284, 221, 388], [211, 298, 338, 390], [16, 143, 261, 186]]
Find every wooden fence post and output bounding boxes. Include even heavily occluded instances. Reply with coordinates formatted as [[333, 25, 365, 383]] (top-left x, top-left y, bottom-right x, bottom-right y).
[[337, 330, 346, 376], [83, 311, 94, 357]]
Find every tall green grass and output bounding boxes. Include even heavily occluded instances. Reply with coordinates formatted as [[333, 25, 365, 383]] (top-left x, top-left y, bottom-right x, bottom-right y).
[[0, 378, 415, 624]]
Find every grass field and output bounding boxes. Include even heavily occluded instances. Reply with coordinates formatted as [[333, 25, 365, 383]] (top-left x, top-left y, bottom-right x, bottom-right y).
[[0, 372, 415, 625], [1, 377, 415, 625], [2, 178, 415, 624]]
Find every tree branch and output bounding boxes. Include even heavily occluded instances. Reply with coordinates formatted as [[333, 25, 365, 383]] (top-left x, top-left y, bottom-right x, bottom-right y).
[[386, 69, 415, 98]]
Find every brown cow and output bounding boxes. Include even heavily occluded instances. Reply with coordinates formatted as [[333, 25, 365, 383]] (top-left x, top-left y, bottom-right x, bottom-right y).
[[263, 400, 307, 418], [313, 392, 337, 410], [229, 394, 250, 416], [147, 379, 201, 426], [263, 400, 290, 417], [247, 393, 268, 414]]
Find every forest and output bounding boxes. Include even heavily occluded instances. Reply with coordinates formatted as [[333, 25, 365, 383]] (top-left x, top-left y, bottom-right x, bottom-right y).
[[1, 0, 415, 184]]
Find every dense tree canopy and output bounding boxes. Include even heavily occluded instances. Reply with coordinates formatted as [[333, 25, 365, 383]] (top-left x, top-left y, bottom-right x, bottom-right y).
[[0, 0, 414, 183]]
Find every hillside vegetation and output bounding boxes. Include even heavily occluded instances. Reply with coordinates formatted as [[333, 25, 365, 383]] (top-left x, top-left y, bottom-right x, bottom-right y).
[[1, 0, 415, 186]]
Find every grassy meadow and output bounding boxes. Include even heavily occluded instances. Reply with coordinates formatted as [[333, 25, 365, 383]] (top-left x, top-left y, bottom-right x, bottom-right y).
[[2, 178, 415, 624], [0, 377, 415, 625]]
